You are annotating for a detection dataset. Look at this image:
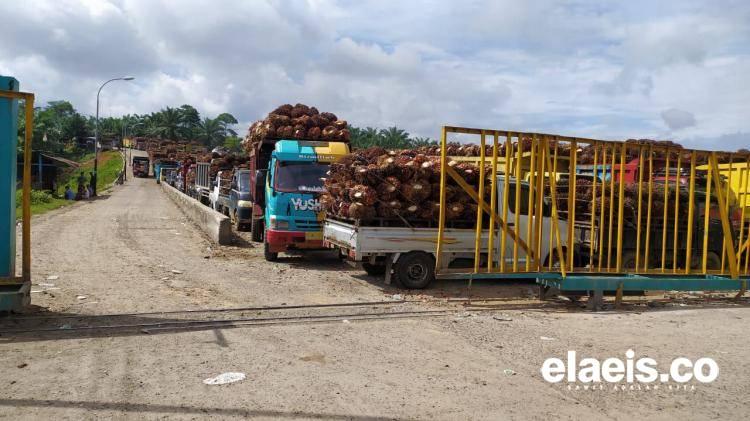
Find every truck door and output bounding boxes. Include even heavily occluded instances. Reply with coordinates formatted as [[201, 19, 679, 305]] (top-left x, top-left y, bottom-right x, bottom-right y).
[[495, 179, 561, 270], [229, 173, 238, 211]]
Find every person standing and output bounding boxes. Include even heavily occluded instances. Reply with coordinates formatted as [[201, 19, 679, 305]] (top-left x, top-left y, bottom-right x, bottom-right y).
[[89, 171, 97, 197], [76, 171, 86, 200], [83, 184, 91, 199]]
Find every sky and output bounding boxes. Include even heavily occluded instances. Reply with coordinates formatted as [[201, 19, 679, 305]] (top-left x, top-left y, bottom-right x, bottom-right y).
[[1, 0, 748, 149]]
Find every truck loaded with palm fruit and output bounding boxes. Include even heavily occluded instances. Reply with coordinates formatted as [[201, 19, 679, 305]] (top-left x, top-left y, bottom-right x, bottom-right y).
[[241, 103, 352, 260], [321, 137, 742, 289]]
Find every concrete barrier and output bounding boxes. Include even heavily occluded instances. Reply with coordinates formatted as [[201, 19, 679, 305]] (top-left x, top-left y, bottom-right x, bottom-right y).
[[160, 183, 233, 245]]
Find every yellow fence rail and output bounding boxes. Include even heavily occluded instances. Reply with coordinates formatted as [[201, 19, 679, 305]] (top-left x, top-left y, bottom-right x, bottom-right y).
[[435, 126, 747, 280]]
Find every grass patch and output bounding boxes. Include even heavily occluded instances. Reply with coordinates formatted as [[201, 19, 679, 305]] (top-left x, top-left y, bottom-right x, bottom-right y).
[[15, 150, 124, 219], [56, 150, 124, 195], [15, 190, 71, 218]]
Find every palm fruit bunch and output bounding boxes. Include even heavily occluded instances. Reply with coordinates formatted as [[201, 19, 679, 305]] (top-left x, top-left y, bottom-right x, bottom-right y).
[[242, 103, 350, 153], [322, 146, 490, 224]]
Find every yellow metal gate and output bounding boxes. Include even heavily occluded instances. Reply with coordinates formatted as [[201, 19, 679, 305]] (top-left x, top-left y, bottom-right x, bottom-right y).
[[435, 126, 748, 285]]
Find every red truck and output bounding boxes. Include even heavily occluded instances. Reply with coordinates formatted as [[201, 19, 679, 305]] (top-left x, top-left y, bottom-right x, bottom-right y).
[[132, 157, 150, 178]]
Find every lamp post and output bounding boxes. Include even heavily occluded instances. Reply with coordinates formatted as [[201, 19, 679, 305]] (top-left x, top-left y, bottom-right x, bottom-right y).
[[94, 76, 134, 196]]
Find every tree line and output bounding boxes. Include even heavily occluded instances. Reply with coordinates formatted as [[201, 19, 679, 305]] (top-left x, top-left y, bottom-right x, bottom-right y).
[[17, 100, 435, 156], [16, 101, 241, 156]]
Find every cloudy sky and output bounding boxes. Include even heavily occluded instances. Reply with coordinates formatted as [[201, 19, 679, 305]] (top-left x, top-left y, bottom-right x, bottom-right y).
[[1, 0, 748, 148]]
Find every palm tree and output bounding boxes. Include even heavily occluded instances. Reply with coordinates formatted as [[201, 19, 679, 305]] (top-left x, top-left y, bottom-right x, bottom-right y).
[[178, 105, 201, 139], [380, 126, 410, 148], [410, 136, 436, 147], [214, 113, 238, 137], [194, 117, 224, 147], [149, 107, 182, 140]]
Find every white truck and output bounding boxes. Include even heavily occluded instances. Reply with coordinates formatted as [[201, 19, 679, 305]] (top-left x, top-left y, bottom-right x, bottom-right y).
[[323, 176, 570, 288], [209, 170, 232, 215], [194, 162, 212, 206]]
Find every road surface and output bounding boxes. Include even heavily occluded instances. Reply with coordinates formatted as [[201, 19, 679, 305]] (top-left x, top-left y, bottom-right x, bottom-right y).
[[1, 151, 748, 420]]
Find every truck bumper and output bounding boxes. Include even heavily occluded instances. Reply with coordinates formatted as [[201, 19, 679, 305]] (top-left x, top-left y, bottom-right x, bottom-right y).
[[266, 229, 324, 253]]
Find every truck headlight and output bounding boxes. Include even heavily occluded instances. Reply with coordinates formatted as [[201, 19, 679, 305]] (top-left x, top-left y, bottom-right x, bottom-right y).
[[237, 200, 253, 208], [269, 216, 289, 230]]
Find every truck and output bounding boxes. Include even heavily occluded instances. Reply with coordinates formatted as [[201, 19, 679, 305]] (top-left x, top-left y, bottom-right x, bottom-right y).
[[194, 162, 212, 205], [247, 138, 350, 260], [324, 176, 568, 288], [227, 169, 253, 231], [132, 156, 150, 177], [154, 160, 179, 184], [209, 170, 232, 215]]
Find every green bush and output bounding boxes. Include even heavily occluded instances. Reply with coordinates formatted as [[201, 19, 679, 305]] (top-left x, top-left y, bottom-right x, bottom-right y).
[[16, 189, 54, 205]]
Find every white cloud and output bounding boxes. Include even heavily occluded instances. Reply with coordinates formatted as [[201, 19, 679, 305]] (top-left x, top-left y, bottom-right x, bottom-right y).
[[661, 108, 697, 131], [0, 0, 748, 148]]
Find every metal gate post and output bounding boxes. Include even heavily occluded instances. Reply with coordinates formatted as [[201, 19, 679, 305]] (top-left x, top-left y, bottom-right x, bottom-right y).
[[0, 76, 19, 281]]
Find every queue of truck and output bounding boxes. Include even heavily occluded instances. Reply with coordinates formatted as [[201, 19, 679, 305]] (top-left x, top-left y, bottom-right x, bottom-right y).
[[128, 122, 750, 300], [152, 136, 352, 261]]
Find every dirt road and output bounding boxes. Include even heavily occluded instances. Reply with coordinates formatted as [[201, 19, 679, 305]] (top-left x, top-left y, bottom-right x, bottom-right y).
[[1, 154, 749, 420]]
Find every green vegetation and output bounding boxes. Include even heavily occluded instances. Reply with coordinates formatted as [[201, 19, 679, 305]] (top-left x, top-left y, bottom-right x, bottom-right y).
[[15, 189, 70, 218], [349, 126, 436, 149], [56, 150, 124, 195], [16, 97, 432, 154], [17, 100, 239, 153], [15, 151, 124, 219]]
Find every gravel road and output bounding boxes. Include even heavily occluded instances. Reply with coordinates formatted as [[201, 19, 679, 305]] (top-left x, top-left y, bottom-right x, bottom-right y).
[[1, 151, 748, 420]]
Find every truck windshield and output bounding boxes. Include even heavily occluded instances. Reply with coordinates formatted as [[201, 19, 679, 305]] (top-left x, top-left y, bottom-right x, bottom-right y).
[[274, 162, 328, 193], [238, 172, 250, 191]]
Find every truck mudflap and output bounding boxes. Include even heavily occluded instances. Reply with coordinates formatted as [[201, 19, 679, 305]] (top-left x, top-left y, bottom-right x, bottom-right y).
[[266, 229, 324, 252]]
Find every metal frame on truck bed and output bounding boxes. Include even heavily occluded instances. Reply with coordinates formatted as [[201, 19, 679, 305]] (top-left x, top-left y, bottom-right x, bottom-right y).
[[434, 126, 748, 305]]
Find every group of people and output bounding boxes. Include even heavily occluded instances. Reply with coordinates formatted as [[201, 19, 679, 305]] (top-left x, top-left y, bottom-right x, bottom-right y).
[[63, 171, 97, 201]]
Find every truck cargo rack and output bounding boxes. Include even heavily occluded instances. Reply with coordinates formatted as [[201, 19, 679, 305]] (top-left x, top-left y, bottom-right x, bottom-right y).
[[325, 215, 477, 229], [434, 125, 750, 299]]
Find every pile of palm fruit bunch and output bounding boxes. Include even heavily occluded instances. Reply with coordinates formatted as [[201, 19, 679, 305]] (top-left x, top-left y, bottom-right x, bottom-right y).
[[551, 177, 693, 224], [321, 146, 491, 224], [196, 151, 250, 179], [242, 103, 350, 153], [578, 139, 684, 165], [185, 165, 196, 188], [413, 142, 498, 157]]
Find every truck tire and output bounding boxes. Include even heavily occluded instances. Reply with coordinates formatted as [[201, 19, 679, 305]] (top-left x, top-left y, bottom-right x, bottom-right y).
[[264, 240, 278, 262], [692, 251, 721, 270], [362, 262, 386, 276], [251, 219, 264, 242], [393, 252, 435, 289], [705, 251, 721, 270], [621, 251, 637, 270]]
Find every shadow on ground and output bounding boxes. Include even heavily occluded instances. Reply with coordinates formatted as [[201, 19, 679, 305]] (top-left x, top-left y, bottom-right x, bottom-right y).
[[0, 398, 408, 420]]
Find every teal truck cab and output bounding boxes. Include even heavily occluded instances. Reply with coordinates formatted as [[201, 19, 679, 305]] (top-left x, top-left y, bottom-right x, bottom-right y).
[[248, 139, 350, 261]]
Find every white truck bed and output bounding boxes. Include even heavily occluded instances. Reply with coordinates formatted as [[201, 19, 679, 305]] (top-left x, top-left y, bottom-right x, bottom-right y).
[[324, 218, 493, 267]]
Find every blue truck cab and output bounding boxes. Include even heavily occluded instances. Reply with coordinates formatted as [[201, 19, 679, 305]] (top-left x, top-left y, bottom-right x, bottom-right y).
[[154, 160, 179, 184], [228, 169, 253, 230], [257, 139, 350, 261]]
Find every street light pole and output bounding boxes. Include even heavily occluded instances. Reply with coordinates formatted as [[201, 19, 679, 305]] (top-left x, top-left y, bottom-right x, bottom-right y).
[[94, 76, 134, 196]]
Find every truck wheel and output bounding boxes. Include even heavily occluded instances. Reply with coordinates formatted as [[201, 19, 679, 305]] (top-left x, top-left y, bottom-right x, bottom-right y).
[[264, 240, 278, 262], [394, 252, 435, 289], [362, 262, 386, 276], [251, 219, 263, 242], [706, 251, 721, 270], [621, 251, 637, 271], [696, 251, 721, 270]]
